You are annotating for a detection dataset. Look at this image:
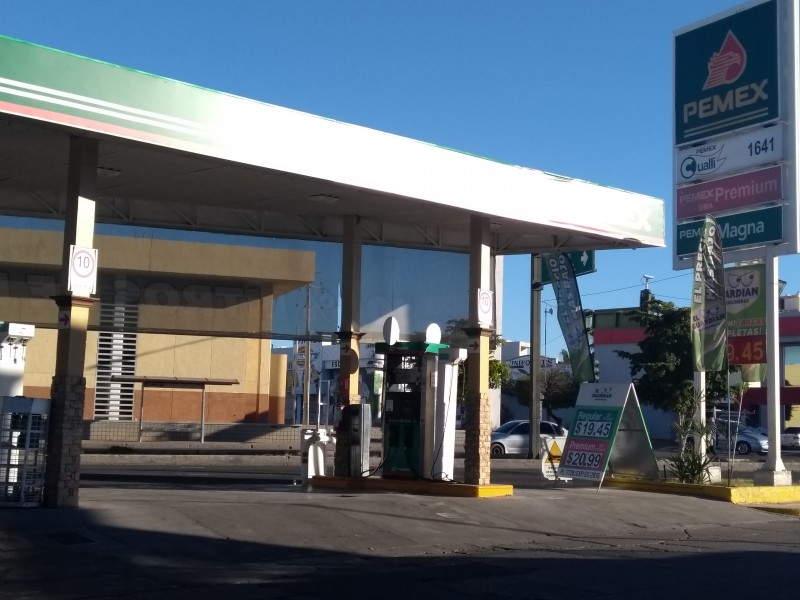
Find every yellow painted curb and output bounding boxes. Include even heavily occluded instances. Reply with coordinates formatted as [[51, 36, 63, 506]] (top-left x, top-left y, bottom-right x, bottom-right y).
[[309, 476, 513, 498], [605, 477, 800, 505]]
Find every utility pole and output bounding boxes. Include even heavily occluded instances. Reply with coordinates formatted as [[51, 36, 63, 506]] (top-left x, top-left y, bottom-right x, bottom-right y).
[[528, 254, 542, 459], [302, 284, 311, 426]]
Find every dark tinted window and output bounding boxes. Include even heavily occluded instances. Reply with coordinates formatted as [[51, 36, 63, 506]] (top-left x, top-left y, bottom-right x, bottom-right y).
[[495, 420, 523, 434], [515, 422, 530, 435], [540, 422, 557, 435]]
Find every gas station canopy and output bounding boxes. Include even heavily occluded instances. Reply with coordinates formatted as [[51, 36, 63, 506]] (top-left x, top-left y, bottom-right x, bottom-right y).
[[0, 36, 665, 254]]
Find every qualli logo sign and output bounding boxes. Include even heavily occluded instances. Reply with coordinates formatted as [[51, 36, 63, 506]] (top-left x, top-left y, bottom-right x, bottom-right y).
[[675, 0, 779, 145], [679, 144, 725, 180]]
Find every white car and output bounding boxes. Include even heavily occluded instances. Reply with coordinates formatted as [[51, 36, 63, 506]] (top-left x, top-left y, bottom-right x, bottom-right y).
[[490, 420, 568, 457], [781, 426, 800, 448]]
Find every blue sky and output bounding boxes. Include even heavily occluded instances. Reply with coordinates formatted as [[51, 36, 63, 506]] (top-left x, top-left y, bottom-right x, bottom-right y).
[[4, 0, 797, 355]]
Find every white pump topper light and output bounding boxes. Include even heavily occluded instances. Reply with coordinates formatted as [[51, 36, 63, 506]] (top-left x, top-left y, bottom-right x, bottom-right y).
[[383, 316, 400, 346], [425, 323, 442, 345]]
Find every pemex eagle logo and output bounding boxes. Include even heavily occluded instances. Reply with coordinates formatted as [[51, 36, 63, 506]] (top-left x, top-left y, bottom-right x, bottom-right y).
[[703, 30, 747, 90]]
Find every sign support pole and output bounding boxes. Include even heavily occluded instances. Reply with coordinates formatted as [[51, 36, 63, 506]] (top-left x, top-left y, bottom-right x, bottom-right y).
[[693, 370, 706, 461], [756, 250, 790, 483]]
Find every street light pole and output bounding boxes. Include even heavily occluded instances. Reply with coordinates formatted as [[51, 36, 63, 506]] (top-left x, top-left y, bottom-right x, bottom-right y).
[[543, 306, 553, 361], [528, 254, 542, 459], [302, 284, 311, 427]]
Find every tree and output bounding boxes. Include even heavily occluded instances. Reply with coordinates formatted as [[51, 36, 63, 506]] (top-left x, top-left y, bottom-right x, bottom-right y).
[[489, 359, 511, 390], [509, 367, 579, 417], [615, 299, 728, 412]]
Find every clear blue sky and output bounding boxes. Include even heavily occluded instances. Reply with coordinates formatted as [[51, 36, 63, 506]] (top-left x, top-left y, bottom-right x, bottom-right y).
[[4, 1, 798, 355]]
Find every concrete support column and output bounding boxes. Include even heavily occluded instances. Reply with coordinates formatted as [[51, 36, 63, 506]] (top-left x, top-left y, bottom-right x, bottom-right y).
[[339, 215, 363, 405], [463, 216, 492, 486], [45, 375, 86, 506], [45, 136, 98, 508], [335, 216, 364, 476], [256, 285, 273, 421]]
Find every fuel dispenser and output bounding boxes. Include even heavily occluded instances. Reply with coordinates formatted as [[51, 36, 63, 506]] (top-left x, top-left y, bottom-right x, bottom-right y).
[[379, 342, 439, 478], [339, 403, 371, 477], [429, 347, 467, 481], [377, 340, 466, 480]]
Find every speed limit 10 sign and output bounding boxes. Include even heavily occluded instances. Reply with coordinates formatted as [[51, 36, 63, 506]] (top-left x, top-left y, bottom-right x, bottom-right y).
[[68, 245, 98, 297]]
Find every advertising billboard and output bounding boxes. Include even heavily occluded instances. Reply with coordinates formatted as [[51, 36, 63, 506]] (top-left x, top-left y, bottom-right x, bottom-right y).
[[726, 263, 767, 364]]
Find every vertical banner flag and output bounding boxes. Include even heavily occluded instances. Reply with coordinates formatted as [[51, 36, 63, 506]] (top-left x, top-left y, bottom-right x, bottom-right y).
[[544, 252, 594, 383], [690, 216, 727, 371]]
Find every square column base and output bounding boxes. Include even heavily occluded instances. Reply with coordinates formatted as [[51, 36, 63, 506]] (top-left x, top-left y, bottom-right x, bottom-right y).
[[707, 464, 722, 484], [753, 469, 793, 487]]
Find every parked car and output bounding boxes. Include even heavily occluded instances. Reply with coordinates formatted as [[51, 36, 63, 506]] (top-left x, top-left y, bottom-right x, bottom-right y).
[[490, 419, 568, 457], [686, 423, 768, 456], [781, 426, 800, 448]]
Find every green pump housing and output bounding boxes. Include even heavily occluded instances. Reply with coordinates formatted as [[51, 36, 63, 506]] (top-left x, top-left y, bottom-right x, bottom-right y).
[[376, 341, 448, 479]]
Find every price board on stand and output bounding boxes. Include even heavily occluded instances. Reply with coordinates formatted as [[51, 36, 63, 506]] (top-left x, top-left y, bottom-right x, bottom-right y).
[[558, 383, 658, 487]]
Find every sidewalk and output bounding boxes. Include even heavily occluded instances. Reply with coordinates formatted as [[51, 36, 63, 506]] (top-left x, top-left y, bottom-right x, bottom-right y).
[[78, 440, 800, 507]]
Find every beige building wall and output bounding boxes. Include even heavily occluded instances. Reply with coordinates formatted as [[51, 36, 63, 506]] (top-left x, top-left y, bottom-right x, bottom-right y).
[[785, 364, 800, 386], [3, 227, 314, 424]]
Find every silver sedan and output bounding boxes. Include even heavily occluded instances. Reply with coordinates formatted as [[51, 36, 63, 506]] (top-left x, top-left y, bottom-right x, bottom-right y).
[[490, 420, 568, 456]]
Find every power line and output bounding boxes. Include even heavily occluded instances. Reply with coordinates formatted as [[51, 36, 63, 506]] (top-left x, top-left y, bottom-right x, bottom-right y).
[[581, 272, 691, 298]]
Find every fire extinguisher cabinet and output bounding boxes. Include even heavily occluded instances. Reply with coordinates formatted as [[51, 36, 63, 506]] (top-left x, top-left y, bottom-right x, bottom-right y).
[[0, 396, 50, 507]]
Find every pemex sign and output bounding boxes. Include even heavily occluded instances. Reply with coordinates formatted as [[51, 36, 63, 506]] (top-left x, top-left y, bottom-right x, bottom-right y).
[[675, 0, 779, 145], [673, 0, 798, 269]]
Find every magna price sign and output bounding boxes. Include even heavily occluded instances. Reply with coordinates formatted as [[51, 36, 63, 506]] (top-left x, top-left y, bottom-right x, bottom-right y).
[[674, 0, 779, 145]]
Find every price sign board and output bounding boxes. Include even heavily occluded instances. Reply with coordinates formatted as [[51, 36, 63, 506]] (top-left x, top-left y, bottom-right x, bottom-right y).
[[559, 383, 658, 486], [559, 391, 623, 482]]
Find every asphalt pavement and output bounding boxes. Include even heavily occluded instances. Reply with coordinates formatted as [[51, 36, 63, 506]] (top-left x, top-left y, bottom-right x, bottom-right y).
[[1, 451, 800, 599]]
